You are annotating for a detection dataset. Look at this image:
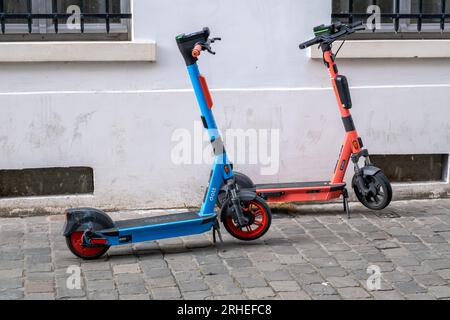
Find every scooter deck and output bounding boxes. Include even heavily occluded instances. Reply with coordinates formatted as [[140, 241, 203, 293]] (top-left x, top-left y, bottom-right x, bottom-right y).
[[256, 181, 340, 190], [115, 211, 201, 230], [255, 181, 346, 203], [100, 211, 217, 245]]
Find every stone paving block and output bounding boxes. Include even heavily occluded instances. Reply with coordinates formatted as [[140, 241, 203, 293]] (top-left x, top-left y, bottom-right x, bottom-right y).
[[120, 294, 151, 300], [86, 279, 115, 292], [26, 263, 53, 273], [382, 271, 413, 283], [25, 280, 54, 294], [182, 290, 212, 300], [277, 291, 311, 300], [396, 235, 421, 243], [117, 282, 147, 295], [325, 244, 352, 252], [269, 280, 300, 292], [81, 262, 112, 272], [0, 268, 23, 279], [262, 270, 293, 281], [84, 270, 113, 281], [145, 276, 177, 288], [224, 258, 253, 268], [112, 263, 141, 275], [371, 290, 405, 300], [24, 293, 55, 300], [390, 256, 421, 267], [291, 272, 325, 286], [0, 260, 23, 270], [309, 257, 339, 268], [393, 281, 427, 295], [301, 249, 330, 259], [413, 250, 442, 261], [405, 293, 436, 300], [151, 287, 182, 300], [318, 267, 348, 278], [87, 291, 119, 300], [178, 280, 209, 292], [429, 286, 450, 299], [0, 277, 22, 289], [244, 287, 276, 299], [337, 287, 371, 300], [195, 254, 222, 265], [0, 289, 24, 300], [413, 274, 447, 287], [200, 264, 229, 276], [333, 251, 361, 261], [326, 276, 359, 288], [173, 270, 202, 282], [423, 259, 450, 271], [382, 247, 410, 258], [374, 241, 400, 250], [436, 269, 450, 280], [304, 283, 337, 296], [234, 276, 267, 289]]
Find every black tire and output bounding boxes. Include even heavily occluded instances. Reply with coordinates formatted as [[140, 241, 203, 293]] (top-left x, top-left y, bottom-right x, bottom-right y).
[[222, 196, 272, 241], [216, 172, 255, 208], [353, 171, 392, 211]]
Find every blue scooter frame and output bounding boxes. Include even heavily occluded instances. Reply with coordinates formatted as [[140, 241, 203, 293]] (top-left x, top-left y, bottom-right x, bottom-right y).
[[63, 27, 272, 260]]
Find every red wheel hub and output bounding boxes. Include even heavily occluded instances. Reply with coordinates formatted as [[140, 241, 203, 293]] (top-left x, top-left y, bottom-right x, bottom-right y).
[[69, 232, 107, 258], [225, 200, 268, 239]]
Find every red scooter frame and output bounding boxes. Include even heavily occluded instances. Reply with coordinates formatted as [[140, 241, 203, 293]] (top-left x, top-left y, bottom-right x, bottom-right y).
[[219, 22, 393, 216]]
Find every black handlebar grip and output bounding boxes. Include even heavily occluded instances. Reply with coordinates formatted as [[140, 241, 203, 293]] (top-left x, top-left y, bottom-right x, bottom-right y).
[[299, 38, 319, 50]]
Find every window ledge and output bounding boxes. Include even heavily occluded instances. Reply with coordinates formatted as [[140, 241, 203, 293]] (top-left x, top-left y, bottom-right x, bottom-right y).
[[309, 40, 450, 59], [0, 41, 156, 62]]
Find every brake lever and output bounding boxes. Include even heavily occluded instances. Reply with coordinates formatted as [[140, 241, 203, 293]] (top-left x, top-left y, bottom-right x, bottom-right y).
[[206, 47, 216, 55]]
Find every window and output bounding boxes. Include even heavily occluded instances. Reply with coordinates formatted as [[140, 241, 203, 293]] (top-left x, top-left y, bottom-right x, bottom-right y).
[[332, 0, 450, 39], [0, 0, 131, 41]]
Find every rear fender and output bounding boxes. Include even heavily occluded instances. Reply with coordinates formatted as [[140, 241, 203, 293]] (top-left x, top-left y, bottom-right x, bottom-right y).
[[63, 208, 115, 237]]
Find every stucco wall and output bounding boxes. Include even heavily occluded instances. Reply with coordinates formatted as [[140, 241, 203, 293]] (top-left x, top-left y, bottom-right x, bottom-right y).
[[0, 0, 449, 213]]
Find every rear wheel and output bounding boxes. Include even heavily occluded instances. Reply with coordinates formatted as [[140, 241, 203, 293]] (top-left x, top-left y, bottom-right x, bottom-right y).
[[217, 172, 255, 208], [353, 171, 392, 211], [222, 196, 272, 241], [66, 231, 110, 260]]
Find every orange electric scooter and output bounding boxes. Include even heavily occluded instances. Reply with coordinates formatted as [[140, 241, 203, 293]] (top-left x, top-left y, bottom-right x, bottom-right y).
[[218, 21, 392, 217]]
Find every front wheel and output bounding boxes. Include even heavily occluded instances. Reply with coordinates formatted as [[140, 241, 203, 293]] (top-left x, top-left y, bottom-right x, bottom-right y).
[[353, 171, 392, 211], [217, 172, 255, 208], [222, 196, 272, 241]]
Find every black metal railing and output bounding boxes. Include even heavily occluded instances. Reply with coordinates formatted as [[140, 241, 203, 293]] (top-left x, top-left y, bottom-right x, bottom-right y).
[[0, 0, 132, 34], [332, 0, 449, 33]]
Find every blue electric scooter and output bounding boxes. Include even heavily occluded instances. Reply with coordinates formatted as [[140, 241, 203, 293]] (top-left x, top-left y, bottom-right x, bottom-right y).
[[63, 28, 272, 260]]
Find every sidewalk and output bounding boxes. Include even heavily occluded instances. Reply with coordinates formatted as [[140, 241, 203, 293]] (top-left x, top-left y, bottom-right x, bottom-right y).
[[1, 199, 450, 300]]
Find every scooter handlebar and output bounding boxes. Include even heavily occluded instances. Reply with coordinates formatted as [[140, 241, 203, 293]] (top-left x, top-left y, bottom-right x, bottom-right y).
[[299, 21, 365, 50], [299, 38, 320, 50]]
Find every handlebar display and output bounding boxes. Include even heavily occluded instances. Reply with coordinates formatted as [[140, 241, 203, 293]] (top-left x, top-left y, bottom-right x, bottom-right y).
[[299, 21, 365, 50]]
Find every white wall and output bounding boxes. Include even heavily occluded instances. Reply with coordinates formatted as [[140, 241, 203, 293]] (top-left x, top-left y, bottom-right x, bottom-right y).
[[0, 0, 449, 212]]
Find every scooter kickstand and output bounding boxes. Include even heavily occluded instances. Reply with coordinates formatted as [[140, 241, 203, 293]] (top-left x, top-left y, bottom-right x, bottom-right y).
[[343, 189, 351, 219], [212, 220, 223, 245]]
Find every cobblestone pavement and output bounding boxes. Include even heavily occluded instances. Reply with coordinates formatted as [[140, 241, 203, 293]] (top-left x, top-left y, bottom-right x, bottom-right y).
[[1, 199, 450, 300]]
